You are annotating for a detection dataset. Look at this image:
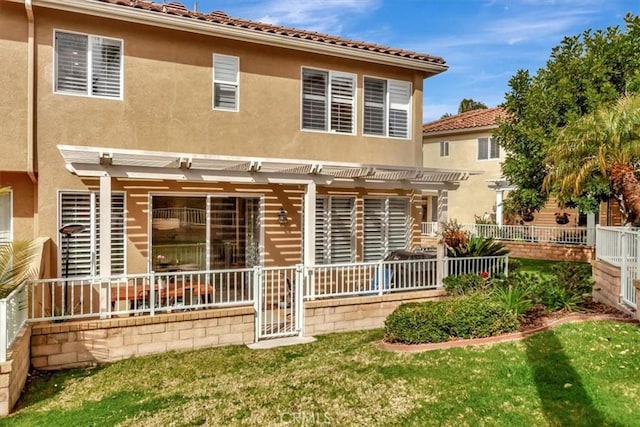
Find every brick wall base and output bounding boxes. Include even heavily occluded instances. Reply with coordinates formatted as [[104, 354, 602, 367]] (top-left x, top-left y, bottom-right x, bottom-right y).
[[592, 260, 624, 310], [504, 241, 594, 262], [31, 306, 254, 371], [304, 289, 446, 335], [0, 325, 31, 416]]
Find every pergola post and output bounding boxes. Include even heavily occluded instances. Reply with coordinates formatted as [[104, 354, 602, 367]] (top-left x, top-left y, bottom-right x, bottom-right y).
[[99, 173, 112, 318], [495, 189, 504, 225]]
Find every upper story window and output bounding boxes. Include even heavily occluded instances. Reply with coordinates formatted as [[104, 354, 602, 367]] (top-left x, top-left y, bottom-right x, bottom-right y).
[[439, 141, 449, 157], [302, 68, 355, 134], [0, 190, 12, 244], [363, 77, 411, 139], [54, 30, 123, 99], [213, 54, 239, 111], [478, 137, 499, 160]]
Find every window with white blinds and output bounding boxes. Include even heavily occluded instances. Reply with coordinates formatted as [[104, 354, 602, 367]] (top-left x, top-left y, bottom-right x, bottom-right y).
[[59, 192, 125, 277], [55, 31, 122, 99], [0, 191, 12, 244], [363, 77, 411, 139], [213, 54, 239, 111], [478, 136, 500, 160], [315, 197, 356, 264], [363, 197, 410, 261], [302, 68, 355, 134]]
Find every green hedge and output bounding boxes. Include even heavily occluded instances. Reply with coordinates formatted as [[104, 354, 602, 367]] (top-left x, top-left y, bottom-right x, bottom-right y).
[[384, 294, 519, 344]]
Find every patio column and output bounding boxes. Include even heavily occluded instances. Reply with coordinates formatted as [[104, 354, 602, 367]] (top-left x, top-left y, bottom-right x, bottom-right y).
[[587, 213, 596, 245], [495, 189, 504, 225], [303, 181, 316, 266], [99, 173, 111, 317], [437, 189, 448, 225]]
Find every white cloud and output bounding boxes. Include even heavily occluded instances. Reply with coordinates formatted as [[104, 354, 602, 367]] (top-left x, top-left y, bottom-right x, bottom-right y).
[[221, 0, 381, 33]]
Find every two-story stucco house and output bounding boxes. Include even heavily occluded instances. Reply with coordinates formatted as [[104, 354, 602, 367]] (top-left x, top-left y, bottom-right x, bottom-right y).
[[0, 0, 476, 277], [422, 107, 506, 226]]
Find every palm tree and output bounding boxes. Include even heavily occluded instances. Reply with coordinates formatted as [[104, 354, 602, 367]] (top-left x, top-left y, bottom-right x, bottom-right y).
[[544, 93, 640, 224], [458, 98, 487, 114]]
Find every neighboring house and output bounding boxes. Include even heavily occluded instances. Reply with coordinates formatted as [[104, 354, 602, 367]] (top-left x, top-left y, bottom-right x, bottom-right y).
[[422, 108, 605, 228], [0, 0, 470, 279], [422, 108, 506, 225]]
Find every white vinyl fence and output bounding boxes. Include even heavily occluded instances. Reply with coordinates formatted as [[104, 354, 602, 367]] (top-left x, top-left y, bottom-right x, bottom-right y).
[[462, 224, 595, 246], [596, 226, 640, 308], [0, 283, 28, 362]]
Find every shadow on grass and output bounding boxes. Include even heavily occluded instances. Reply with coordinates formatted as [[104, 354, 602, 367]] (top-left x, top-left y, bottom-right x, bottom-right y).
[[524, 330, 621, 426]]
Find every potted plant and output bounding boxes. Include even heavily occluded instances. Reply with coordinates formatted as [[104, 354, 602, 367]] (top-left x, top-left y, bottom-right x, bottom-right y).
[[555, 212, 570, 225]]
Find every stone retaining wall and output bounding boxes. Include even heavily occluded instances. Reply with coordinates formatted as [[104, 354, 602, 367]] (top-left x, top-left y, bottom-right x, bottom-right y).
[[504, 241, 594, 262], [31, 306, 254, 370], [0, 325, 31, 416], [304, 289, 446, 335], [592, 260, 622, 309]]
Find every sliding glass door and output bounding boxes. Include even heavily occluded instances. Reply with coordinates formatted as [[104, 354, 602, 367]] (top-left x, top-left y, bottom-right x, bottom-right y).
[[151, 195, 261, 272]]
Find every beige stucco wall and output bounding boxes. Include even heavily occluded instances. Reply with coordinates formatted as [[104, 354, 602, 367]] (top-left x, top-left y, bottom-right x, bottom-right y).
[[16, 7, 427, 261], [0, 1, 28, 172], [423, 129, 504, 224]]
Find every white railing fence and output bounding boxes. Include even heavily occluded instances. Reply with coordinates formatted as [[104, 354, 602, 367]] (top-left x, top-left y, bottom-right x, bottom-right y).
[[595, 226, 640, 308], [460, 224, 595, 246], [24, 254, 509, 323], [0, 283, 28, 362], [421, 221, 438, 236]]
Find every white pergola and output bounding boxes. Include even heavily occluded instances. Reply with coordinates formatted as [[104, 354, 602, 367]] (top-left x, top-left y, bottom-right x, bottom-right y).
[[58, 144, 478, 281]]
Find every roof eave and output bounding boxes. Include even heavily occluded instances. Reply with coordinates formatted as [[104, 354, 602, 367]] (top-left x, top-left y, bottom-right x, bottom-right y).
[[422, 124, 498, 138], [29, 0, 448, 75]]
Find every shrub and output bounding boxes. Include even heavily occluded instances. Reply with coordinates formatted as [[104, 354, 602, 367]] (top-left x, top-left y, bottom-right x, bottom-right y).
[[440, 219, 469, 249], [447, 236, 510, 258], [443, 273, 489, 296], [552, 263, 593, 296], [492, 285, 534, 317], [384, 294, 518, 344], [542, 284, 583, 312]]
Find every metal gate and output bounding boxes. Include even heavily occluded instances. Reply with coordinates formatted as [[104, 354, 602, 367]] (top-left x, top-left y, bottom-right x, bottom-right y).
[[255, 266, 303, 340]]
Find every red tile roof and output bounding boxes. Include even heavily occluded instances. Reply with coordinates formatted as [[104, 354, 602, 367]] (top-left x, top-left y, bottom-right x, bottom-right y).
[[93, 0, 446, 67], [422, 107, 506, 135]]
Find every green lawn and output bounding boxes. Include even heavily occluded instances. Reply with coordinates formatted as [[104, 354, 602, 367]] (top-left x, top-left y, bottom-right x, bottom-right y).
[[513, 257, 589, 278], [5, 321, 640, 426]]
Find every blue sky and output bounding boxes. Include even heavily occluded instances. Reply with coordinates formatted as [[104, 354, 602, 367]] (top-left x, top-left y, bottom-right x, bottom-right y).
[[195, 0, 637, 122]]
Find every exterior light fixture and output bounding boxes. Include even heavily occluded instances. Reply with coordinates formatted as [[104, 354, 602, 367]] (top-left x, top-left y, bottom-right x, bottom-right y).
[[277, 207, 288, 225]]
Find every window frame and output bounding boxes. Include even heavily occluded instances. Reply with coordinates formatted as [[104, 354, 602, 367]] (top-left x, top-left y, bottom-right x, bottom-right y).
[[362, 196, 411, 262], [300, 66, 356, 135], [315, 196, 356, 264], [212, 53, 240, 112], [0, 190, 13, 244], [362, 75, 412, 140], [57, 190, 127, 278], [439, 141, 450, 157], [477, 136, 500, 161], [53, 29, 124, 100]]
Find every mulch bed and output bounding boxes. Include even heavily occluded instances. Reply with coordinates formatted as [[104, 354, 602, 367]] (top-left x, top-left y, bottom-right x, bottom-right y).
[[379, 303, 637, 353]]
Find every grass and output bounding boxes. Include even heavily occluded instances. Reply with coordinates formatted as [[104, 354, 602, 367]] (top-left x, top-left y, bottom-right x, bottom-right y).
[[5, 321, 640, 426], [513, 257, 589, 278]]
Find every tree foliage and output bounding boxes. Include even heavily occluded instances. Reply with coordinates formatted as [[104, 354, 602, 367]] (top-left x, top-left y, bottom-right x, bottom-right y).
[[458, 98, 487, 114], [545, 94, 640, 224], [497, 13, 640, 216]]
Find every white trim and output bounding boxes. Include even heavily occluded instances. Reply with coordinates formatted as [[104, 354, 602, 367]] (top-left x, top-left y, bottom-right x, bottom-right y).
[[31, 0, 447, 75], [53, 28, 124, 100]]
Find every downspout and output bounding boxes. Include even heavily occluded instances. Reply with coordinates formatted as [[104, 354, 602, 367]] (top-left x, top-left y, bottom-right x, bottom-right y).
[[25, 0, 36, 184], [25, 0, 38, 241]]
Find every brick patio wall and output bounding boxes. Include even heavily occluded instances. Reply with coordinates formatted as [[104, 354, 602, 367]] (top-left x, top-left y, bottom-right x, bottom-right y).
[[31, 306, 254, 371], [0, 325, 31, 416], [304, 289, 447, 335], [592, 260, 622, 309], [503, 241, 594, 262]]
